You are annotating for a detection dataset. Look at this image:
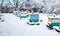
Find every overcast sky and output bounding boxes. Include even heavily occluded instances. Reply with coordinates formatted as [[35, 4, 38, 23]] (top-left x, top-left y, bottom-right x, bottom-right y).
[[0, 0, 60, 6], [0, 0, 60, 3]]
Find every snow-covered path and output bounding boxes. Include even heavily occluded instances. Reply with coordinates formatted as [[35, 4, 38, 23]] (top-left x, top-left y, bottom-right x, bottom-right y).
[[0, 13, 60, 36]]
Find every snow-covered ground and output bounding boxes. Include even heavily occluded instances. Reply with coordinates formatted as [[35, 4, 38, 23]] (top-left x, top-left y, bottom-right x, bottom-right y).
[[0, 13, 60, 36]]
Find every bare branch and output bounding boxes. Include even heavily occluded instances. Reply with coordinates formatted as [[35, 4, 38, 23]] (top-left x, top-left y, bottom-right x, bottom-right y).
[[9, 0, 14, 7]]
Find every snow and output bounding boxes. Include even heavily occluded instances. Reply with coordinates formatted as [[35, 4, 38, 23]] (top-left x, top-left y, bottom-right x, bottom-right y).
[[0, 13, 60, 36]]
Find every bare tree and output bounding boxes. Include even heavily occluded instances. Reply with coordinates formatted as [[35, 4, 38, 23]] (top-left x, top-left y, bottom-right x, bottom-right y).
[[38, 6, 44, 13], [9, 0, 21, 11], [1, 0, 4, 13], [42, 0, 48, 13]]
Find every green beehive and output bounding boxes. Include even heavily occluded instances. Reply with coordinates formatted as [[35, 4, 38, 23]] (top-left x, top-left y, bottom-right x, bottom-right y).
[[20, 13, 29, 18], [51, 20, 60, 27]]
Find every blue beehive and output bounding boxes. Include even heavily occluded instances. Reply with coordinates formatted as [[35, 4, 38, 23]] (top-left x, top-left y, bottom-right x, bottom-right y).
[[29, 14, 39, 22]]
